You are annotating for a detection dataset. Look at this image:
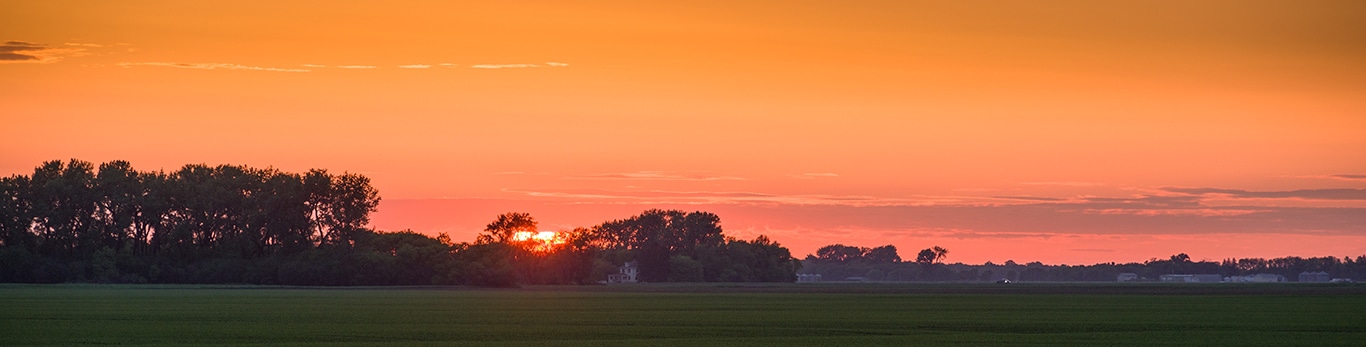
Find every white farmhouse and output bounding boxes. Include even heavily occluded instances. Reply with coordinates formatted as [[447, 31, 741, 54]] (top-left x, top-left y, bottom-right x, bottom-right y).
[[607, 261, 639, 284]]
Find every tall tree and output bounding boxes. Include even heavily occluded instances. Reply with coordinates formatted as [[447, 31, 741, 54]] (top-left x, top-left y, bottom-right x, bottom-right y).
[[29, 159, 100, 258], [866, 245, 902, 263], [590, 209, 725, 282], [94, 160, 141, 252], [322, 172, 380, 246], [916, 248, 937, 264], [814, 244, 865, 262], [932, 246, 949, 264], [477, 212, 538, 244]]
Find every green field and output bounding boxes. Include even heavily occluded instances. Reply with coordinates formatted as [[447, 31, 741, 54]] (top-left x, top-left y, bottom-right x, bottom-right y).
[[3, 283, 1364, 346]]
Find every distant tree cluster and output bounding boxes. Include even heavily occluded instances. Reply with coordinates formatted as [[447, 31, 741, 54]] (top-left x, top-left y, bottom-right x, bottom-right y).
[[813, 244, 902, 263], [0, 159, 799, 286], [804, 244, 951, 281], [802, 247, 1366, 282], [454, 210, 800, 286]]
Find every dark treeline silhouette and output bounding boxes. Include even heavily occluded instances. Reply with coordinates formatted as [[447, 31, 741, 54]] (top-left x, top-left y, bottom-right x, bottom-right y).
[[803, 245, 1366, 282], [0, 159, 384, 284], [452, 210, 799, 286], [0, 159, 799, 286], [7, 159, 1355, 286]]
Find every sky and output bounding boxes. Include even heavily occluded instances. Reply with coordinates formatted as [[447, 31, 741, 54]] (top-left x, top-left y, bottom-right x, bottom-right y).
[[3, 0, 1365, 264]]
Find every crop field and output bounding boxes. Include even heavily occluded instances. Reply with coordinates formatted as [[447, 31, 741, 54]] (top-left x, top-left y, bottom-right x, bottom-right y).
[[2, 283, 1364, 346]]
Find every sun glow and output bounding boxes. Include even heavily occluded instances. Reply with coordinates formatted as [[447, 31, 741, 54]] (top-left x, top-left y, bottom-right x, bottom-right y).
[[512, 231, 567, 253]]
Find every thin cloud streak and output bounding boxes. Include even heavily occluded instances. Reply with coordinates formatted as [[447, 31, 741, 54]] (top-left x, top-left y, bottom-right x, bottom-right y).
[[0, 41, 87, 63], [564, 171, 748, 182], [1079, 208, 1272, 217], [117, 62, 311, 72], [504, 188, 1006, 207], [790, 173, 839, 179], [1020, 181, 1106, 187], [1291, 174, 1366, 182], [1329, 174, 1366, 181], [471, 62, 569, 69], [471, 64, 540, 69], [487, 185, 1366, 237], [1163, 187, 1366, 200]]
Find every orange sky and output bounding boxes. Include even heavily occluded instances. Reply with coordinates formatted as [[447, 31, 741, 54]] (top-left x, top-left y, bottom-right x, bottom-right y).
[[4, 1, 1365, 264]]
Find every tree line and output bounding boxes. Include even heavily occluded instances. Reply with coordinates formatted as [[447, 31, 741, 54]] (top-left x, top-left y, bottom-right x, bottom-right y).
[[452, 210, 799, 286], [0, 159, 799, 286], [802, 245, 1366, 282]]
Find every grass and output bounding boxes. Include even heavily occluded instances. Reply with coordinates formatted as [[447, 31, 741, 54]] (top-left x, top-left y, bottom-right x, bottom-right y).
[[2, 283, 1364, 346]]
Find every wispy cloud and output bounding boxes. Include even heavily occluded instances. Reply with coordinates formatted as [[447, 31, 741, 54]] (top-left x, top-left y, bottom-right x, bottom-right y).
[[790, 173, 838, 179], [1, 41, 88, 63], [1068, 248, 1116, 252], [336, 65, 377, 69], [398, 64, 431, 69], [565, 171, 748, 181], [1162, 187, 1366, 201], [301, 64, 328, 68], [502, 188, 972, 207], [1328, 174, 1366, 182], [1079, 208, 1271, 217], [471, 64, 540, 69], [471, 62, 569, 69], [117, 62, 310, 72], [0, 41, 43, 61], [991, 195, 1069, 202], [63, 42, 103, 48], [1020, 181, 1106, 187], [1291, 174, 1366, 182]]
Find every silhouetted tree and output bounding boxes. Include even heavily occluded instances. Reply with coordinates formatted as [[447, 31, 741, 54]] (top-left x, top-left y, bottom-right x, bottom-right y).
[[932, 246, 949, 264], [916, 248, 937, 264], [814, 244, 866, 262], [476, 212, 537, 245], [866, 245, 901, 263], [590, 209, 725, 282]]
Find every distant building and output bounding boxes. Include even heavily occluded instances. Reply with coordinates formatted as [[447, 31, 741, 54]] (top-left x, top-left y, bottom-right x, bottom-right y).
[[796, 274, 822, 283], [1159, 274, 1223, 283], [842, 276, 868, 282], [1227, 273, 1285, 283], [1116, 273, 1139, 282], [1299, 271, 1330, 283], [607, 261, 639, 283]]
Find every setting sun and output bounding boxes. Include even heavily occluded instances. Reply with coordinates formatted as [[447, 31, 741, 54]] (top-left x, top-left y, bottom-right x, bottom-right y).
[[512, 231, 566, 253]]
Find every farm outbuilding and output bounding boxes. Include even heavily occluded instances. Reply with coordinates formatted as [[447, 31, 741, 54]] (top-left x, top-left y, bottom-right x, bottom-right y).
[[1159, 274, 1223, 283], [1298, 271, 1330, 282]]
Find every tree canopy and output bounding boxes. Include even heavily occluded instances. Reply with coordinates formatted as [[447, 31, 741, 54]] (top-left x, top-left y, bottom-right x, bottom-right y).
[[0, 159, 801, 286]]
